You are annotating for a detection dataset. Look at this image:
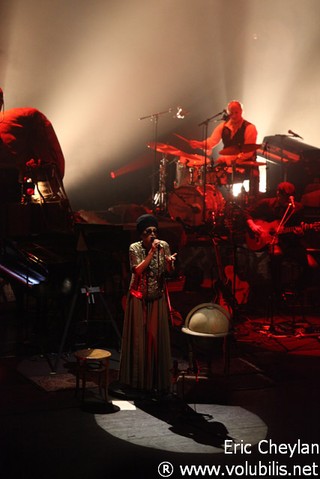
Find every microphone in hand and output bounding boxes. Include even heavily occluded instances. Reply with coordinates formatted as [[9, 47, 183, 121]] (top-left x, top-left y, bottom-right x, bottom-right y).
[[151, 238, 162, 250]]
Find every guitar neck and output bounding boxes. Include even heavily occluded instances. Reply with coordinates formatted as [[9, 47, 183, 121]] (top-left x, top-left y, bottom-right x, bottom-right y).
[[282, 222, 312, 234], [246, 220, 320, 252]]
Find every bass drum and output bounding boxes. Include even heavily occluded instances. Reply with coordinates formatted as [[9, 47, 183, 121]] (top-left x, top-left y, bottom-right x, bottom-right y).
[[168, 185, 225, 226]]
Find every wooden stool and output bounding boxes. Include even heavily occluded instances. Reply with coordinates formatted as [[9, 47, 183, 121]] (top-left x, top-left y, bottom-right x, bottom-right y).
[[74, 348, 112, 402]]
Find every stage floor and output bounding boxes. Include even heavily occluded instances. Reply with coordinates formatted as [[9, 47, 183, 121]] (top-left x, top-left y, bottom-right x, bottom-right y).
[[0, 293, 320, 479]]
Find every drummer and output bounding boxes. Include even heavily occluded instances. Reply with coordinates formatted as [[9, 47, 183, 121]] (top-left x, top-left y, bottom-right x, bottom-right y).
[[189, 100, 259, 197]]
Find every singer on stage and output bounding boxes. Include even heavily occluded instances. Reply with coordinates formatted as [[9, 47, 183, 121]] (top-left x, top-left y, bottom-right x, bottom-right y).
[[189, 100, 259, 197], [119, 214, 177, 396]]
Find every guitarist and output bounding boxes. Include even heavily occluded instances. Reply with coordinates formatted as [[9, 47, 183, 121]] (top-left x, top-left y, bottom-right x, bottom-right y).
[[244, 181, 310, 299]]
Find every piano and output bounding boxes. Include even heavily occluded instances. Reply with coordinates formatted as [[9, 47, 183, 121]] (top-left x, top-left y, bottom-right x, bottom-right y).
[[0, 235, 76, 289], [257, 135, 320, 196], [0, 223, 133, 296], [257, 135, 320, 165]]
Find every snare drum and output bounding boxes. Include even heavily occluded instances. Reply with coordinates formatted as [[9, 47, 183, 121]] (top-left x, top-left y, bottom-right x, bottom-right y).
[[168, 185, 225, 226]]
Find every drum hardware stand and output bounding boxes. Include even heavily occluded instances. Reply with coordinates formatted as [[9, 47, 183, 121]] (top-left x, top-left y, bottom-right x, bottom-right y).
[[219, 165, 249, 324], [188, 166, 197, 185], [139, 107, 182, 213], [197, 118, 210, 223], [209, 231, 234, 330], [215, 206, 241, 325], [153, 154, 168, 213], [153, 154, 179, 214], [224, 158, 241, 204], [198, 110, 229, 223]]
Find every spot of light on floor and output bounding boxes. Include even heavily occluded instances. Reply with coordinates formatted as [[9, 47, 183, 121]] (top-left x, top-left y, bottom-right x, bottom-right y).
[[95, 402, 268, 454]]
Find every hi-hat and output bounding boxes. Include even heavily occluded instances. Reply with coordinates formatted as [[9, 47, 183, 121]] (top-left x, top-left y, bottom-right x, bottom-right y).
[[219, 144, 262, 155]]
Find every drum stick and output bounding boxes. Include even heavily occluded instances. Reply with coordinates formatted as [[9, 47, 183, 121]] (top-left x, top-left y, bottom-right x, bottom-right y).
[[173, 133, 192, 145]]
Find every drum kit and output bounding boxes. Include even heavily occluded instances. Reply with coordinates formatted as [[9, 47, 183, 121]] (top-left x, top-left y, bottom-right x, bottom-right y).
[[148, 140, 264, 227]]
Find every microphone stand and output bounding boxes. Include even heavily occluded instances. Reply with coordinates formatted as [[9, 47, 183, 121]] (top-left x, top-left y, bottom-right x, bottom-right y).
[[267, 203, 294, 334], [198, 110, 226, 223]]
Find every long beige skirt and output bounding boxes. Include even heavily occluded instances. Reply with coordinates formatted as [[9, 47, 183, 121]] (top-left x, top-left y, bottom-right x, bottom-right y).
[[119, 294, 172, 392]]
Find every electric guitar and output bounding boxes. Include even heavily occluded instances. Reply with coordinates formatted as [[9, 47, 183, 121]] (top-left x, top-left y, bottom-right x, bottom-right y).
[[246, 219, 320, 251]]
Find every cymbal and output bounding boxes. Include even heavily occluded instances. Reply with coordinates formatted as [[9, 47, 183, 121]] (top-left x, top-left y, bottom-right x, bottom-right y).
[[237, 160, 267, 167], [215, 158, 266, 168], [148, 142, 183, 156], [219, 144, 262, 155], [148, 142, 206, 165]]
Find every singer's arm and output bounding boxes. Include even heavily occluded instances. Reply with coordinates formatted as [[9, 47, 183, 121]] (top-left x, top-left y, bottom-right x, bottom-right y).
[[165, 252, 177, 272], [130, 241, 160, 276]]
